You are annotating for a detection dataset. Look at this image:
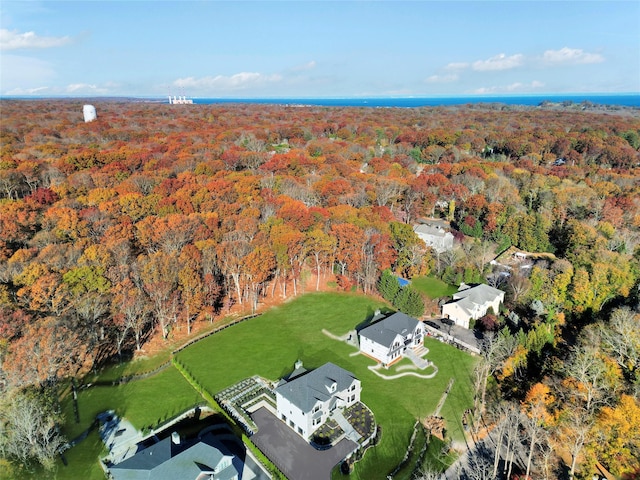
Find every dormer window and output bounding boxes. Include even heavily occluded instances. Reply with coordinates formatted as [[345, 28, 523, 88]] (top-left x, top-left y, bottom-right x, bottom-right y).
[[330, 382, 337, 393]]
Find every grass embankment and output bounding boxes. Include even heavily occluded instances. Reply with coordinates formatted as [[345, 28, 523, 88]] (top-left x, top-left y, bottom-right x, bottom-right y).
[[175, 292, 476, 479], [411, 276, 458, 299]]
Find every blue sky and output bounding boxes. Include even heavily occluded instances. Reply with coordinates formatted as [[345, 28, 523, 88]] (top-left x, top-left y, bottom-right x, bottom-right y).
[[1, 1, 639, 97]]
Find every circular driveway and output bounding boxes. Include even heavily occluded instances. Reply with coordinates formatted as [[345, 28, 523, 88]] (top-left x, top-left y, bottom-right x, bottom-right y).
[[250, 407, 358, 480]]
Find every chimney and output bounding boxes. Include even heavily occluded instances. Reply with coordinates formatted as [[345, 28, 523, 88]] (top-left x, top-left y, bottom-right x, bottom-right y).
[[171, 431, 180, 445]]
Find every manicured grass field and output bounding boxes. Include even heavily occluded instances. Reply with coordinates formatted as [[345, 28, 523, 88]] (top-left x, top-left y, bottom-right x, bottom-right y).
[[410, 276, 458, 299], [176, 292, 476, 479], [32, 292, 474, 480], [48, 366, 201, 480]]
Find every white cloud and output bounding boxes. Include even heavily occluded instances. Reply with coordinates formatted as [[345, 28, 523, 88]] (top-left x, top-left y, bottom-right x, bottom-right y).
[[472, 53, 524, 71], [5, 86, 50, 95], [292, 60, 316, 72], [426, 73, 459, 84], [0, 28, 71, 50], [542, 47, 604, 65], [173, 72, 283, 92], [66, 83, 109, 94], [473, 80, 545, 94], [444, 62, 469, 71]]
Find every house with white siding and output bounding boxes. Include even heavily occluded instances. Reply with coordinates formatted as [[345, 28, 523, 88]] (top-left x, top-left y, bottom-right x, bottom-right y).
[[274, 362, 360, 441], [358, 312, 425, 366], [441, 283, 505, 329], [414, 223, 454, 253]]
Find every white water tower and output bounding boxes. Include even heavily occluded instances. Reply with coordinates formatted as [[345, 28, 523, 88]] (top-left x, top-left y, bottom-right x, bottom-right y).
[[83, 104, 97, 122]]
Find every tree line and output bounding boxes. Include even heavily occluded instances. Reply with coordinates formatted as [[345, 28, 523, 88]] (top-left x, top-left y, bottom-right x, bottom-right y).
[[0, 100, 638, 474]]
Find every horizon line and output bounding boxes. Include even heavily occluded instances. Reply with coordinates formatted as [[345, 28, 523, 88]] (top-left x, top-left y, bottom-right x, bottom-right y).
[[2, 92, 639, 100]]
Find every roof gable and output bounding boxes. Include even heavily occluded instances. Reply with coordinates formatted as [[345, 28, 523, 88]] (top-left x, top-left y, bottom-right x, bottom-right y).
[[453, 284, 503, 304], [359, 312, 420, 348], [414, 224, 449, 238], [110, 433, 238, 480], [275, 362, 357, 413]]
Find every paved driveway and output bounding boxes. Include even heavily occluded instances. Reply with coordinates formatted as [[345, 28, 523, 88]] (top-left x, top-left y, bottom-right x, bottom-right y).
[[424, 318, 483, 353], [250, 407, 357, 480]]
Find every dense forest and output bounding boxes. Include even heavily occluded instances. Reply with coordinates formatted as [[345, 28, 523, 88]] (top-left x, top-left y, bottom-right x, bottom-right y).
[[0, 100, 639, 478]]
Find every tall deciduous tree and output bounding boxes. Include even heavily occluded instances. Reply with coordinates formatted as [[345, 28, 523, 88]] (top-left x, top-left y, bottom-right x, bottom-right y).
[[2, 318, 89, 389], [178, 245, 205, 334], [305, 229, 336, 291], [0, 389, 66, 470], [139, 252, 180, 340], [600, 307, 640, 392], [112, 278, 150, 353], [591, 394, 640, 477], [331, 223, 364, 278], [243, 246, 276, 313]]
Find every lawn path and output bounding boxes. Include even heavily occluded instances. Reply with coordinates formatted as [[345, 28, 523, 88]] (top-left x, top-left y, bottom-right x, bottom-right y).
[[433, 378, 455, 416], [367, 363, 439, 380]]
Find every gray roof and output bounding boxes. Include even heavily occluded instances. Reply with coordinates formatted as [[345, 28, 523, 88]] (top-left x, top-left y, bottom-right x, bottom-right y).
[[275, 362, 358, 413], [110, 433, 239, 480], [359, 312, 420, 348], [414, 224, 451, 238], [453, 284, 504, 304]]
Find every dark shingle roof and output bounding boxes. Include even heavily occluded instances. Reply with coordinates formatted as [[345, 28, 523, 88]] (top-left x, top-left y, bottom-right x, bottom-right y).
[[110, 433, 239, 480], [275, 362, 357, 413], [359, 312, 420, 348]]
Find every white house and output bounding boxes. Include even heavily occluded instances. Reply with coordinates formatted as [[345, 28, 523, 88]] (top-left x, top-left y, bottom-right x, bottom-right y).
[[359, 312, 425, 365], [274, 362, 361, 441], [441, 283, 505, 329], [414, 223, 454, 253]]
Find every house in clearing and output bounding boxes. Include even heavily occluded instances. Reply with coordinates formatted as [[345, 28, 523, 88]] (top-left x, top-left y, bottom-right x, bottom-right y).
[[358, 312, 425, 366], [108, 430, 241, 480], [414, 223, 454, 253], [274, 362, 361, 441], [441, 283, 505, 329]]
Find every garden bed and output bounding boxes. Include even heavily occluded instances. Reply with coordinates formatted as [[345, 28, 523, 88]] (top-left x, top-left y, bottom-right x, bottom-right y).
[[311, 419, 344, 447], [343, 402, 376, 440]]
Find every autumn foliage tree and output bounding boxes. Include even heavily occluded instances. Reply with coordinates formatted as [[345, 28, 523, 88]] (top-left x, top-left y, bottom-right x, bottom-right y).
[[0, 100, 638, 475]]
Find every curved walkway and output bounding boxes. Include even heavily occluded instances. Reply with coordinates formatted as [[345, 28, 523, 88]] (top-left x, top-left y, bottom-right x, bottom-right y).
[[322, 328, 350, 341], [367, 363, 439, 380]]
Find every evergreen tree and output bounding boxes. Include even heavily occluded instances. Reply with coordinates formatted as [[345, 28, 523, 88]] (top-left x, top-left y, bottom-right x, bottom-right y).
[[394, 286, 425, 317], [378, 269, 400, 303]]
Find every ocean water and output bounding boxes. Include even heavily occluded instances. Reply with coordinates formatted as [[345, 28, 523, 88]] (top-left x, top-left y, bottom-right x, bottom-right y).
[[2, 93, 638, 107], [190, 94, 640, 108]]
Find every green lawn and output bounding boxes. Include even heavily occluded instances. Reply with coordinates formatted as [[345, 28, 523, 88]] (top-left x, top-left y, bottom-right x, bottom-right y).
[[45, 366, 202, 480], [411, 276, 457, 299], [21, 292, 474, 480], [176, 292, 476, 479]]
